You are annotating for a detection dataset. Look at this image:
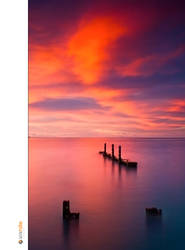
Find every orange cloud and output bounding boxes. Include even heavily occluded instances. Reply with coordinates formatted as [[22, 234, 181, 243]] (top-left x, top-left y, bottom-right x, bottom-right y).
[[167, 99, 185, 112], [29, 44, 75, 87], [68, 16, 126, 84], [29, 15, 126, 89]]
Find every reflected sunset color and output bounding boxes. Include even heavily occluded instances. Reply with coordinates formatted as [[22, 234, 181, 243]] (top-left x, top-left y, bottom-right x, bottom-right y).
[[29, 137, 185, 250]]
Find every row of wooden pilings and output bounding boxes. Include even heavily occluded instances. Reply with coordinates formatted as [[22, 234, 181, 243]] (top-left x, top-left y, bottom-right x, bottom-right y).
[[104, 143, 122, 161], [99, 143, 138, 167]]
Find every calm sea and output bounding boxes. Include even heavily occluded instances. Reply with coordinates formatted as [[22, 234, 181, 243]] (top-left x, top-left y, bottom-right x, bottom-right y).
[[29, 137, 185, 250]]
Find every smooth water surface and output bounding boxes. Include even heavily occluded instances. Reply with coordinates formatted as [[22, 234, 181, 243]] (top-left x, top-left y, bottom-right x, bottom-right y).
[[29, 138, 185, 250]]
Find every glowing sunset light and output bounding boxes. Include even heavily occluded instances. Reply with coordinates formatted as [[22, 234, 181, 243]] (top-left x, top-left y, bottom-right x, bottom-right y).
[[29, 0, 185, 137], [68, 16, 126, 84]]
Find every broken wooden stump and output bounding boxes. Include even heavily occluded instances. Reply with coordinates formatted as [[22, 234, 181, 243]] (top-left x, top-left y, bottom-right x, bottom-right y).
[[63, 200, 80, 220], [146, 207, 162, 216]]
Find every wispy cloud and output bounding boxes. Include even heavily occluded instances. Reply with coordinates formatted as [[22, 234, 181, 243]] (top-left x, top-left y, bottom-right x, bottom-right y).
[[30, 97, 110, 111]]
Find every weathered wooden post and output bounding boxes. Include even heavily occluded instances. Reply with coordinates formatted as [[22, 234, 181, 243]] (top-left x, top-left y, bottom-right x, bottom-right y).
[[112, 144, 114, 159], [104, 143, 107, 154], [63, 200, 80, 220], [63, 200, 70, 219], [118, 145, 122, 162]]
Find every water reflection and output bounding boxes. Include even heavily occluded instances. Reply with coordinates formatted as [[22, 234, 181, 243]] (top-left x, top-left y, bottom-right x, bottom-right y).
[[111, 160, 116, 176], [29, 138, 185, 250], [62, 220, 79, 249], [103, 156, 137, 180], [124, 166, 137, 177], [145, 215, 163, 233], [118, 164, 123, 180]]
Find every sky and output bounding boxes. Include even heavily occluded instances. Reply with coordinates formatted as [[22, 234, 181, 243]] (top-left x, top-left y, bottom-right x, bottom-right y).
[[29, 0, 185, 137]]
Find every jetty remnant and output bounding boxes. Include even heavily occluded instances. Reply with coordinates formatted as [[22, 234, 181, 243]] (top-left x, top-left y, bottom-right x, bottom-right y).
[[112, 144, 115, 159], [119, 145, 121, 162], [146, 207, 162, 216], [104, 143, 107, 154], [63, 200, 80, 220], [99, 143, 137, 167]]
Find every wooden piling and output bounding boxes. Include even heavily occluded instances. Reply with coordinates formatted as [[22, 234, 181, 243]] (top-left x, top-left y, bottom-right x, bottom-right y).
[[99, 143, 137, 167], [63, 200, 70, 219], [104, 143, 107, 154], [118, 145, 121, 161], [63, 200, 80, 220], [112, 144, 114, 159]]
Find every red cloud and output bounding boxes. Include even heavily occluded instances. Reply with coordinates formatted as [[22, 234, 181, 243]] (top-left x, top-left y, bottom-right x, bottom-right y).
[[67, 16, 126, 84]]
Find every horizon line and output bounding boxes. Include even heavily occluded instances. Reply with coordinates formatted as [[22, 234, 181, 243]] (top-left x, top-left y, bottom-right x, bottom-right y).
[[28, 136, 185, 139]]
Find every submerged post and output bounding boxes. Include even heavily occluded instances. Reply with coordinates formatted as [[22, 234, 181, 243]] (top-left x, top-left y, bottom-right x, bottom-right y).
[[118, 145, 121, 161], [112, 144, 114, 159], [104, 143, 107, 154]]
